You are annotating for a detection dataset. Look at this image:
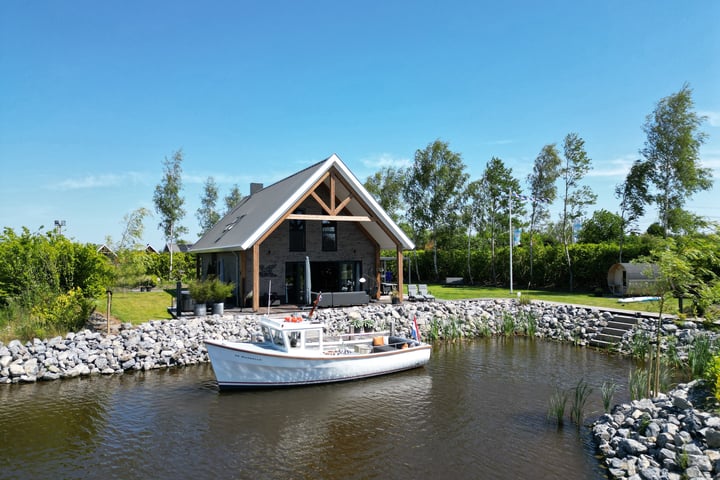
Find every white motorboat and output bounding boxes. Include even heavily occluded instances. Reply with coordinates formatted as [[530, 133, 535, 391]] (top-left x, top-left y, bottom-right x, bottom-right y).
[[204, 316, 431, 389]]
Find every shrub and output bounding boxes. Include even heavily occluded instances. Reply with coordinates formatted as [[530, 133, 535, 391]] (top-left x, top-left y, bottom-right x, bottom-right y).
[[31, 287, 95, 335]]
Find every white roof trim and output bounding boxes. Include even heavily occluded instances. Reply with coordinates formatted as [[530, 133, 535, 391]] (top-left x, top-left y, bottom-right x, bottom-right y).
[[332, 156, 414, 249], [238, 155, 336, 250]]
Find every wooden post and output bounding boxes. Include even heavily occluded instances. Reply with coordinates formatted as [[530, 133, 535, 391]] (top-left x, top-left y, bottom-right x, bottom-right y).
[[396, 247, 404, 302], [252, 244, 260, 312], [106, 289, 112, 335]]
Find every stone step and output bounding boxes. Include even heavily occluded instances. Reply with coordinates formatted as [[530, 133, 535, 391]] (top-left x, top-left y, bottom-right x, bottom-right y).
[[589, 338, 617, 349], [592, 315, 643, 349]]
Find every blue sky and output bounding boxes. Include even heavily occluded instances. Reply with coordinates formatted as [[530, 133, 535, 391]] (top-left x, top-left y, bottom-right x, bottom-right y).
[[1, 1, 719, 249]]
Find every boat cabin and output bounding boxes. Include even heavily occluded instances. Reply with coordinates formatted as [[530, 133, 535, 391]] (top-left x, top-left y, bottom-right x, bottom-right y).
[[256, 317, 326, 353]]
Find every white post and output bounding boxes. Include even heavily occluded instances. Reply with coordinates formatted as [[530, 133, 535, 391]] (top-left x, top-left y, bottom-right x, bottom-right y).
[[509, 189, 513, 294]]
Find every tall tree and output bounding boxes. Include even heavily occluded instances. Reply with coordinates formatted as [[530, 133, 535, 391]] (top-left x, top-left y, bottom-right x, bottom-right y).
[[117, 207, 150, 251], [639, 83, 712, 237], [153, 149, 187, 277], [403, 140, 468, 280], [476, 157, 524, 285], [197, 176, 220, 236], [526, 144, 561, 287], [224, 184, 243, 214], [462, 179, 485, 284], [364, 166, 407, 223], [559, 133, 597, 291], [614, 159, 651, 261], [578, 209, 623, 244]]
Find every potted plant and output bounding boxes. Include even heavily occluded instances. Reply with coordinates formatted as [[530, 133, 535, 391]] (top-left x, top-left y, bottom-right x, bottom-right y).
[[351, 317, 364, 334], [391, 288, 400, 305], [209, 278, 235, 316], [363, 318, 375, 332], [188, 279, 212, 316]]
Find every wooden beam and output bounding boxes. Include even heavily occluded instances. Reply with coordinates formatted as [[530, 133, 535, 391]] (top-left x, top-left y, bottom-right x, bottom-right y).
[[310, 191, 332, 215], [396, 248, 404, 302], [252, 243, 260, 312], [286, 214, 371, 222]]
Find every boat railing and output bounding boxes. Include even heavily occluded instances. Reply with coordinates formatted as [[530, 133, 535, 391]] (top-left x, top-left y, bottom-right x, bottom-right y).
[[324, 330, 390, 346]]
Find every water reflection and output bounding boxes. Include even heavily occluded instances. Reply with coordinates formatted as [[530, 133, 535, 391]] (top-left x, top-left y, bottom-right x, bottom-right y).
[[0, 338, 632, 480]]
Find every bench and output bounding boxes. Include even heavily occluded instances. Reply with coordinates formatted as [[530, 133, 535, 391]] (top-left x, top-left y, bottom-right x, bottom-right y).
[[314, 291, 370, 308]]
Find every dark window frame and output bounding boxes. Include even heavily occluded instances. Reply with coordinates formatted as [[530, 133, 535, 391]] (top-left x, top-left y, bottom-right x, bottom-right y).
[[321, 219, 337, 252], [289, 209, 306, 252]]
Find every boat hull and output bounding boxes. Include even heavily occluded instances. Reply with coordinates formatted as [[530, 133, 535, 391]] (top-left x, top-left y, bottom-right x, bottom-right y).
[[204, 340, 432, 389]]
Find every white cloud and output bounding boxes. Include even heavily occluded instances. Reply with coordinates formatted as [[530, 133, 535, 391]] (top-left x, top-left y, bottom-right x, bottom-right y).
[[700, 149, 720, 172], [360, 153, 412, 170], [53, 172, 147, 190], [588, 155, 636, 178], [485, 139, 515, 146], [700, 111, 720, 127]]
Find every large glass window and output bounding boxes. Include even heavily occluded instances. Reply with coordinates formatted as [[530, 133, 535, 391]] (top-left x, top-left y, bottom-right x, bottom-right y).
[[289, 209, 305, 252], [321, 220, 337, 251]]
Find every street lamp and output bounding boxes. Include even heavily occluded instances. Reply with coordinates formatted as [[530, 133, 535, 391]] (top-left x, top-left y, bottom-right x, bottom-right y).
[[54, 220, 66, 235]]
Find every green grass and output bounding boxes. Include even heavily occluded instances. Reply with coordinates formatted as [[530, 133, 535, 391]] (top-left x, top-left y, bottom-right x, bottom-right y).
[[102, 285, 669, 326], [98, 290, 174, 325], [433, 285, 671, 313]]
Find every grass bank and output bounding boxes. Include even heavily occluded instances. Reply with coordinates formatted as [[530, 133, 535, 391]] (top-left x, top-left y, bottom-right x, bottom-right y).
[[0, 285, 673, 343], [101, 290, 174, 325], [102, 285, 667, 326], [433, 285, 667, 312]]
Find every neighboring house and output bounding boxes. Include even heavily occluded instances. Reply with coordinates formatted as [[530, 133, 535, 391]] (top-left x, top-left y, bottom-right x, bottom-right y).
[[189, 154, 415, 311], [164, 242, 193, 253], [96, 244, 118, 260], [145, 244, 159, 254]]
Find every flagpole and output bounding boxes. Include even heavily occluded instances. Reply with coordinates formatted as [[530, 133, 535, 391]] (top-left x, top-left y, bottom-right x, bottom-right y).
[[509, 188, 513, 294]]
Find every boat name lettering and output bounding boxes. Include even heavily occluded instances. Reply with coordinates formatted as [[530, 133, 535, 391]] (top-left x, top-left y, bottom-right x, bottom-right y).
[[236, 354, 262, 362]]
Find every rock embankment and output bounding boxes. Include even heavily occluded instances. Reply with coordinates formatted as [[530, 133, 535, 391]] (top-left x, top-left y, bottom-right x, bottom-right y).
[[3, 298, 720, 477], [0, 299, 711, 384], [593, 381, 720, 480]]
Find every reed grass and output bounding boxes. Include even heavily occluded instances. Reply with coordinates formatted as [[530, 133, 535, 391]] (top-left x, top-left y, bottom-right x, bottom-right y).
[[501, 312, 515, 336], [547, 386, 569, 427], [443, 317, 463, 340], [517, 294, 532, 306], [629, 368, 649, 400], [688, 334, 716, 379], [428, 318, 441, 341], [473, 318, 492, 337], [518, 311, 537, 337], [629, 330, 651, 361], [664, 336, 683, 370], [600, 380, 618, 413], [570, 378, 593, 427]]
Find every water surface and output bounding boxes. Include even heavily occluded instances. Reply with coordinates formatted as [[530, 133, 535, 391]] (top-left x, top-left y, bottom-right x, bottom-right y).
[[0, 338, 632, 479]]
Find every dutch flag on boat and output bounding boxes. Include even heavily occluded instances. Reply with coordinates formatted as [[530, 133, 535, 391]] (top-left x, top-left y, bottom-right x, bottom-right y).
[[410, 316, 420, 341]]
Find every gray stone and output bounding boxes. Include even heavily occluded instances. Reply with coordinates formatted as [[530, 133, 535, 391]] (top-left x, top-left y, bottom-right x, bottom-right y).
[[8, 362, 24, 377], [0, 355, 12, 368], [621, 438, 649, 456], [686, 454, 712, 472], [673, 395, 693, 410], [638, 466, 662, 480]]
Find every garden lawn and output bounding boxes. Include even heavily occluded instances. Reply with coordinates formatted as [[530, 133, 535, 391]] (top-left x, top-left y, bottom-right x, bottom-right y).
[[104, 285, 672, 326], [99, 290, 174, 325], [430, 285, 673, 314]]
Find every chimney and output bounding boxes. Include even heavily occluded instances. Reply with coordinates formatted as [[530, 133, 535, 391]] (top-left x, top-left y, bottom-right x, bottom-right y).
[[250, 183, 263, 195]]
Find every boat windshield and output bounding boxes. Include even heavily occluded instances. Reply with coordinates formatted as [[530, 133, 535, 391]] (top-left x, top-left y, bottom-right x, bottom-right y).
[[259, 325, 273, 344], [271, 328, 285, 347]]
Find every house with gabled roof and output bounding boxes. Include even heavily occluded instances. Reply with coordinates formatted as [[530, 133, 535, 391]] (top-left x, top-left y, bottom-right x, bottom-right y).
[[189, 154, 414, 311]]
